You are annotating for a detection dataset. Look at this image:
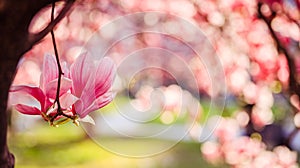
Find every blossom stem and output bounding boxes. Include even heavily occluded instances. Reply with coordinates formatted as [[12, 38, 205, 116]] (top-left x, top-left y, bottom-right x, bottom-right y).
[[49, 1, 66, 123]]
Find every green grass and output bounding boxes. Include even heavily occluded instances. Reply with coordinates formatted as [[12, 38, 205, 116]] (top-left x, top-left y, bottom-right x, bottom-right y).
[[8, 123, 220, 168]]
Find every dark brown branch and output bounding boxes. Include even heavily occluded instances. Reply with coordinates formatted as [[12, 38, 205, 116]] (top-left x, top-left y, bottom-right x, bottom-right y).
[[28, 0, 75, 50], [48, 1, 76, 124], [49, 1, 64, 124]]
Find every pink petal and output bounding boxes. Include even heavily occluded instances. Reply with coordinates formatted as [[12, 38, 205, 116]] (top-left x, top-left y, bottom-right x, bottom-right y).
[[95, 91, 115, 109], [61, 62, 70, 78], [59, 93, 79, 109], [10, 85, 45, 108], [44, 99, 53, 111], [15, 104, 41, 115], [9, 92, 41, 110], [40, 54, 58, 91], [45, 77, 72, 99], [74, 99, 84, 116], [70, 53, 94, 97], [77, 92, 114, 118], [94, 57, 116, 97], [78, 73, 97, 113], [75, 57, 116, 117]]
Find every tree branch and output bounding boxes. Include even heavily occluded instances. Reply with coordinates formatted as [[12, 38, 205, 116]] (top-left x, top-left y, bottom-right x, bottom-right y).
[[49, 1, 64, 124], [28, 0, 75, 50]]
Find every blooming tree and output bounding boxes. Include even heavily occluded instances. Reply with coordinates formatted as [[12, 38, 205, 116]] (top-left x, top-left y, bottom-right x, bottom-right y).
[[1, 0, 300, 167]]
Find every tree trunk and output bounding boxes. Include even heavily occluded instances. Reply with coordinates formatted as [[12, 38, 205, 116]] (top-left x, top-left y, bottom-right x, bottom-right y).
[[0, 0, 73, 167], [0, 61, 17, 167]]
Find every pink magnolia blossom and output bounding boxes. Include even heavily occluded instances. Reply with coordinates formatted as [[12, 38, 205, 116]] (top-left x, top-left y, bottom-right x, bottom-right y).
[[70, 53, 116, 118], [9, 54, 75, 118], [10, 52, 116, 124]]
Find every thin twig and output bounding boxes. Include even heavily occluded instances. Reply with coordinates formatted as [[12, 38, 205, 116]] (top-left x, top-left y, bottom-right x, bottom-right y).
[[48, 1, 76, 124], [49, 1, 64, 123]]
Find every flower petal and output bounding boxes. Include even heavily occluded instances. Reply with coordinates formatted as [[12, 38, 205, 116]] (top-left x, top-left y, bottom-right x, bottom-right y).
[[74, 99, 84, 116], [94, 91, 115, 109], [9, 85, 45, 109], [70, 53, 94, 97], [77, 91, 115, 118], [94, 57, 116, 97], [14, 104, 41, 115], [45, 77, 72, 99], [59, 93, 79, 109], [78, 115, 95, 125], [78, 72, 96, 114], [9, 91, 41, 110], [40, 54, 58, 91], [76, 57, 116, 115], [61, 62, 70, 78]]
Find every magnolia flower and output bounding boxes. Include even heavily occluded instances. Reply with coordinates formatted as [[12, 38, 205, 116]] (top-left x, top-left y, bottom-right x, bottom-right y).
[[70, 53, 116, 118], [9, 55, 76, 118], [10, 53, 116, 125]]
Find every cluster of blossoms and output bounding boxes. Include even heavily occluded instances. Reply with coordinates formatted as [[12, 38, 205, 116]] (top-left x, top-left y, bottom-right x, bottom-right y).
[[9, 53, 116, 126], [201, 116, 299, 167]]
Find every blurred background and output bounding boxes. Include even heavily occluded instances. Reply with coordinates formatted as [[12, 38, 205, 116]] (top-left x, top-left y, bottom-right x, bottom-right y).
[[8, 0, 300, 167]]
